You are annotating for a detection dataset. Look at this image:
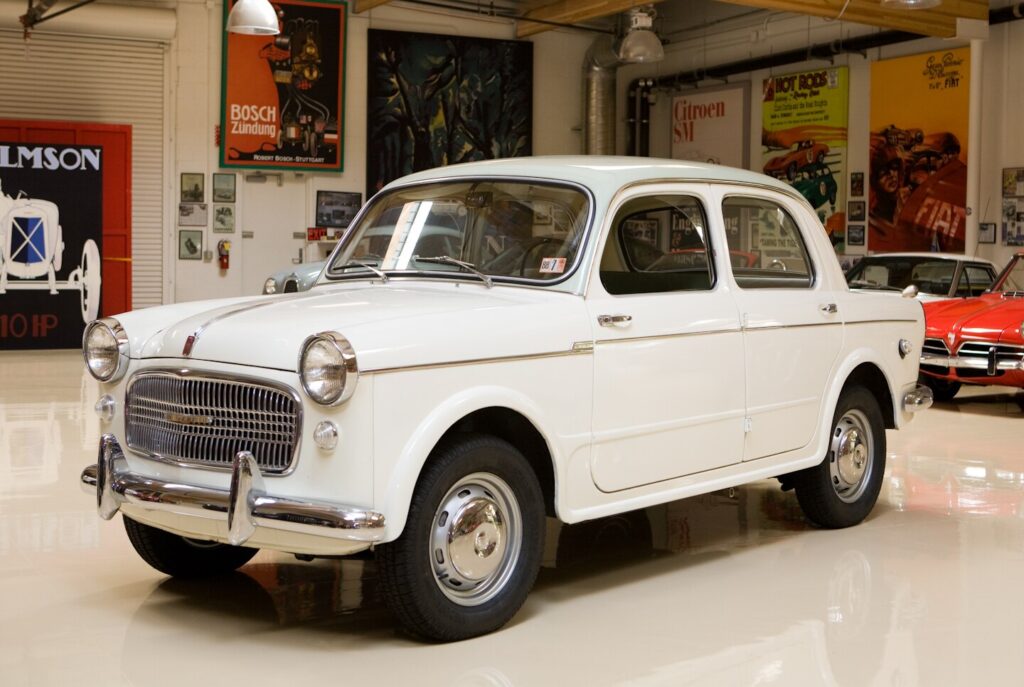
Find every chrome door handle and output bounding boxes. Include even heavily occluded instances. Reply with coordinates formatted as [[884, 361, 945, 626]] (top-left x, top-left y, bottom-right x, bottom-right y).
[[820, 303, 838, 314], [598, 314, 633, 327]]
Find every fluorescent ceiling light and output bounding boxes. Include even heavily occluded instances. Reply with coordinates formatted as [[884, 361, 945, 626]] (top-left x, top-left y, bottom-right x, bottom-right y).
[[879, 0, 943, 9], [226, 0, 280, 35]]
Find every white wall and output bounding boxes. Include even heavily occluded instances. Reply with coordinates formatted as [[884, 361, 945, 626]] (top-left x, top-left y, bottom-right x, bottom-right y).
[[170, 0, 594, 303]]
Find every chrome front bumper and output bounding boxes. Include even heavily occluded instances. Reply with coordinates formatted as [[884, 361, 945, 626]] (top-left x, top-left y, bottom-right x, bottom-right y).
[[81, 434, 385, 547], [902, 384, 934, 413], [920, 352, 1024, 373]]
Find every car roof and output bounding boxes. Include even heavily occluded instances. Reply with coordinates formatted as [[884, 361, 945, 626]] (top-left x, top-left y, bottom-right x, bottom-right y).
[[855, 252, 996, 266], [387, 155, 801, 200]]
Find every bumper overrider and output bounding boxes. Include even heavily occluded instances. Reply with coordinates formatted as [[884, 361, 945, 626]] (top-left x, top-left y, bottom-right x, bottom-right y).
[[81, 434, 385, 547], [902, 384, 934, 413]]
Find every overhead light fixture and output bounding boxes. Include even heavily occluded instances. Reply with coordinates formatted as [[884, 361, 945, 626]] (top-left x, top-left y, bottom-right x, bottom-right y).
[[226, 0, 280, 35], [879, 0, 942, 9], [618, 6, 664, 64]]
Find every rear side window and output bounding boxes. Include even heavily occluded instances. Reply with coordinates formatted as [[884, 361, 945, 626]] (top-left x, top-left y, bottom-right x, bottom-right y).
[[599, 195, 714, 295], [722, 197, 813, 288]]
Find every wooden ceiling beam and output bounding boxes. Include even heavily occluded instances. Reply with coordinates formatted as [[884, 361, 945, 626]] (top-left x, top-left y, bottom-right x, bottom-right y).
[[516, 0, 665, 38], [718, 0, 988, 38], [353, 0, 394, 14]]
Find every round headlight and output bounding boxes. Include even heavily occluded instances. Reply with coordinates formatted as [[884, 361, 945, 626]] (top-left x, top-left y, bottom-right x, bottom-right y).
[[82, 318, 129, 382], [299, 332, 358, 405], [263, 278, 277, 295]]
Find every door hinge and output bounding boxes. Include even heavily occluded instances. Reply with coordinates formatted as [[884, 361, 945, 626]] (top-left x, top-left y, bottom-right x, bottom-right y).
[[744, 417, 752, 433]]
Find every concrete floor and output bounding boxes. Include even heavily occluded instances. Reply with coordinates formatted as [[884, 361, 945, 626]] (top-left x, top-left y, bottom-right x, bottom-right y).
[[2, 350, 1023, 686]]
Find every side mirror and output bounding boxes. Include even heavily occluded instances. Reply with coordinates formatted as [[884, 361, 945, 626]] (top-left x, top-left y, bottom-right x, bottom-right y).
[[901, 284, 919, 299]]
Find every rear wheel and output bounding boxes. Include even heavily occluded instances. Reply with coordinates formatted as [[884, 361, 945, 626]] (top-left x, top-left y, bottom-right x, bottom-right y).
[[123, 516, 257, 578], [377, 434, 545, 641], [794, 387, 886, 529]]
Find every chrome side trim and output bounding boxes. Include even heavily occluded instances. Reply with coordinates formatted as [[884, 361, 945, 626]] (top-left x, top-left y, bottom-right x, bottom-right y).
[[365, 346, 592, 375], [742, 322, 843, 332], [903, 385, 934, 413], [595, 327, 741, 345], [82, 435, 384, 545], [844, 318, 920, 325]]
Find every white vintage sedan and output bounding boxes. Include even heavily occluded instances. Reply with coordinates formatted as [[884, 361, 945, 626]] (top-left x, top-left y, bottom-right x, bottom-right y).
[[81, 157, 931, 640]]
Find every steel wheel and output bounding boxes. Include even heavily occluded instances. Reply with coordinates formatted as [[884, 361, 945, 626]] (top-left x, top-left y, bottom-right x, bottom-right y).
[[430, 471, 522, 606], [828, 409, 874, 504]]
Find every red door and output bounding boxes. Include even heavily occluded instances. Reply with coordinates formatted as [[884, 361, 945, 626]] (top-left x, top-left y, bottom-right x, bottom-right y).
[[0, 119, 132, 315]]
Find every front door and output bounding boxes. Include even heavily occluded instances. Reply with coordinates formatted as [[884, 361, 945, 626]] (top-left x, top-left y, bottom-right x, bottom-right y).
[[587, 187, 745, 493]]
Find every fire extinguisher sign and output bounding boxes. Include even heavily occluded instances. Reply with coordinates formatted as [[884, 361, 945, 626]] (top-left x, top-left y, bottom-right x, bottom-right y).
[[220, 0, 347, 172]]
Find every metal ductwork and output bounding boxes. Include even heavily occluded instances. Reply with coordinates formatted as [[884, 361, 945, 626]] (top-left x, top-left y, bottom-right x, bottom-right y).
[[582, 33, 622, 155]]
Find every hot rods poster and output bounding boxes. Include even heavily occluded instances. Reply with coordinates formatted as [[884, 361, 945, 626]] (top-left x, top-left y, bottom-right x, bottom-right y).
[[0, 143, 103, 349], [869, 48, 970, 253], [762, 67, 848, 251]]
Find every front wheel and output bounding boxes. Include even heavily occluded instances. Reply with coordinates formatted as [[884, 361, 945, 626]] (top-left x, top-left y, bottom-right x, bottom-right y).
[[376, 434, 545, 641], [794, 387, 886, 529], [123, 516, 257, 578], [922, 375, 961, 402]]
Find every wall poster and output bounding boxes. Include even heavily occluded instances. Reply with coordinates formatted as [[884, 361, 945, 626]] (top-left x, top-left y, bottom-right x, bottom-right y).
[[366, 29, 533, 198], [869, 48, 970, 252], [221, 0, 347, 172], [0, 142, 103, 349], [669, 83, 749, 168], [762, 67, 848, 251]]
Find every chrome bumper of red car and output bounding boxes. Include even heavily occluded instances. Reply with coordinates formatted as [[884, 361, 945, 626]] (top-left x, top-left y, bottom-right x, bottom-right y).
[[80, 434, 385, 546], [920, 352, 1024, 374]]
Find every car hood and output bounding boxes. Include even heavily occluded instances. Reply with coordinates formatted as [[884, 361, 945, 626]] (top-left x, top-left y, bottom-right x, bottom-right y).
[[924, 294, 1024, 345], [130, 281, 589, 372]]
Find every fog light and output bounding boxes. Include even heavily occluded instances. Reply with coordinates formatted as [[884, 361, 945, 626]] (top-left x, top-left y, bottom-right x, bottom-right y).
[[898, 339, 913, 359], [95, 395, 116, 422], [313, 420, 338, 450]]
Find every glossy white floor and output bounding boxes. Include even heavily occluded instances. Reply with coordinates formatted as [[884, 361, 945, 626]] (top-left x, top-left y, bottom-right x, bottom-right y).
[[2, 350, 1024, 686]]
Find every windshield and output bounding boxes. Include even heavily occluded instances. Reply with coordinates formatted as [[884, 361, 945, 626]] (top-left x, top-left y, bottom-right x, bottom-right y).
[[325, 180, 590, 285], [846, 257, 957, 295], [994, 255, 1024, 293]]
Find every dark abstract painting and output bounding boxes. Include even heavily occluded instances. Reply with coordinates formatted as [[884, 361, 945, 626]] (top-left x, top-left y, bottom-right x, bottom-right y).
[[366, 29, 533, 198]]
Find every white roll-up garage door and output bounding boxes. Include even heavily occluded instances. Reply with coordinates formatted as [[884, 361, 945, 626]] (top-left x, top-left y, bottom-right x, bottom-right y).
[[0, 30, 167, 308]]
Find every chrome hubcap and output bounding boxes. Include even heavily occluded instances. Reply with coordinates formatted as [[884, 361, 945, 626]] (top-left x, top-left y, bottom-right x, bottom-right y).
[[431, 472, 521, 606], [829, 409, 874, 503]]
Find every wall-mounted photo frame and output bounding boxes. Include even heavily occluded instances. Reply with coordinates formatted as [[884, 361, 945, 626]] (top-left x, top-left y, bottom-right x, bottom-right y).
[[979, 222, 996, 244], [179, 229, 203, 260], [179, 202, 209, 226], [1002, 168, 1024, 198], [213, 204, 235, 232], [847, 224, 865, 246], [850, 172, 864, 197], [848, 200, 866, 222], [316, 190, 362, 228], [212, 173, 236, 202], [181, 173, 204, 202]]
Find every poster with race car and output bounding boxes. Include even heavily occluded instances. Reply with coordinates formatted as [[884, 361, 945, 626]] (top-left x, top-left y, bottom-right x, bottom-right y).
[[220, 0, 346, 172], [670, 83, 749, 168], [762, 67, 848, 251], [869, 48, 970, 252], [0, 142, 102, 349]]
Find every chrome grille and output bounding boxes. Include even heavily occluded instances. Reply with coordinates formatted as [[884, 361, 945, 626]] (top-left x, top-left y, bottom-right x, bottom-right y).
[[125, 372, 301, 474], [922, 338, 950, 356], [957, 341, 1024, 363]]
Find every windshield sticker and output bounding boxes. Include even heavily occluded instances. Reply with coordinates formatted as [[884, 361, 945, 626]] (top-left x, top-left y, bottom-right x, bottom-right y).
[[539, 257, 566, 274]]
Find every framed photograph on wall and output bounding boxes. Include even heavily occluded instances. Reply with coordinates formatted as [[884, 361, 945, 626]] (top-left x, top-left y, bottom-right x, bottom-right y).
[[316, 190, 362, 228], [213, 204, 235, 232], [178, 202, 209, 226], [212, 173, 236, 202], [848, 200, 866, 222], [850, 172, 864, 197], [179, 229, 203, 260], [847, 224, 865, 246], [979, 222, 996, 244], [181, 173, 204, 202]]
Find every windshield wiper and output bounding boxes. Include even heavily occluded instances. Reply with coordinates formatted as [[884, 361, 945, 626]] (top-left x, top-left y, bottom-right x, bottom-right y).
[[849, 279, 901, 292], [339, 260, 388, 282], [413, 255, 493, 288]]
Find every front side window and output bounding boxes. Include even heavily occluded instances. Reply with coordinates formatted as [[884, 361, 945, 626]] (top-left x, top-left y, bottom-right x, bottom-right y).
[[956, 265, 995, 297], [847, 257, 956, 296], [599, 195, 713, 295], [722, 196, 813, 288], [326, 180, 590, 285]]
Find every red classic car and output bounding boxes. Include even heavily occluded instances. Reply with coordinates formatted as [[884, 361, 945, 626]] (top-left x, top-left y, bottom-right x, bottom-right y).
[[763, 140, 830, 180], [919, 251, 1024, 400]]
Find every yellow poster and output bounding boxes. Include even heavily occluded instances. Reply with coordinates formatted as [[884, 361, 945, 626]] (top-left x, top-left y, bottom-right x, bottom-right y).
[[762, 67, 848, 251], [869, 48, 970, 252]]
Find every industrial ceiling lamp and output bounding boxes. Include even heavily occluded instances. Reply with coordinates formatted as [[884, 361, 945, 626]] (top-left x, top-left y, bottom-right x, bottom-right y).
[[618, 5, 664, 64], [879, 0, 942, 9], [226, 0, 280, 35]]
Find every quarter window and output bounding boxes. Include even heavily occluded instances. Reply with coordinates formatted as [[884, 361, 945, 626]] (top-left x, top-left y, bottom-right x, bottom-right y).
[[956, 265, 994, 297], [722, 197, 813, 288], [599, 195, 713, 295]]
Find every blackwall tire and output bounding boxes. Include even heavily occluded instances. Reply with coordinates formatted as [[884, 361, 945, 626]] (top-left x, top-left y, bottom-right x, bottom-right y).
[[376, 434, 545, 641], [922, 376, 961, 402], [123, 516, 258, 578], [794, 387, 886, 529]]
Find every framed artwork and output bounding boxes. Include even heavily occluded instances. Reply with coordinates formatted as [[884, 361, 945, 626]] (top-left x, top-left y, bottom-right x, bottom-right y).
[[178, 202, 209, 226], [850, 172, 864, 197], [213, 173, 236, 202], [1002, 168, 1024, 198], [221, 0, 347, 172], [316, 190, 362, 228], [178, 229, 203, 260], [847, 224, 865, 246], [979, 222, 996, 244], [213, 204, 235, 232], [533, 201, 553, 225], [848, 200, 866, 222], [181, 173, 204, 202]]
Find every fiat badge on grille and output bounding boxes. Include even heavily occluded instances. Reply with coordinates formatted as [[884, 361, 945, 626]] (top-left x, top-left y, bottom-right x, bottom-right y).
[[165, 412, 213, 426]]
